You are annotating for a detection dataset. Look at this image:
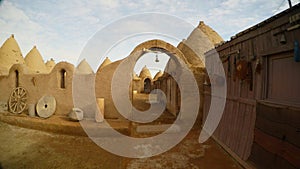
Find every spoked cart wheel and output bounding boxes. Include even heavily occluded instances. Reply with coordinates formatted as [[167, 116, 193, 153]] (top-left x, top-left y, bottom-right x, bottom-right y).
[[8, 87, 27, 114]]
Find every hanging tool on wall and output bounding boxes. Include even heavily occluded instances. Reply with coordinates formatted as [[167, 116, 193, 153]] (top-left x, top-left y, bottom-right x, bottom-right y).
[[255, 58, 261, 73], [228, 55, 231, 77], [233, 55, 237, 81], [295, 40, 299, 62], [235, 60, 253, 91], [236, 60, 248, 80], [221, 53, 234, 78], [247, 62, 253, 91], [251, 39, 257, 60]]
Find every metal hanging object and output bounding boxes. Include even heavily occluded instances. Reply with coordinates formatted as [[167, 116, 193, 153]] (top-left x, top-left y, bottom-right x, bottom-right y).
[[155, 54, 159, 62], [8, 87, 27, 114], [236, 60, 248, 80]]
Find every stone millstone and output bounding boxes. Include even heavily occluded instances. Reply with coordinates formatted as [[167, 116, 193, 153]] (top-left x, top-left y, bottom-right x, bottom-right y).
[[36, 96, 56, 118]]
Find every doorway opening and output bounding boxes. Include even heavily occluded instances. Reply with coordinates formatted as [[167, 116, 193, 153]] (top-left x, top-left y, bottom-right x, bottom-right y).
[[144, 78, 151, 94]]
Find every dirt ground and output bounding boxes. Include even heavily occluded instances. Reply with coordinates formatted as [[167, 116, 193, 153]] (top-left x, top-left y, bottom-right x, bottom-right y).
[[0, 121, 242, 169], [0, 122, 126, 169], [0, 93, 242, 169]]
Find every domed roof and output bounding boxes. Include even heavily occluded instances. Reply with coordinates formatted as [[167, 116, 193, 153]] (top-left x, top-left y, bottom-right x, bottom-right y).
[[45, 58, 56, 72], [133, 72, 140, 80], [197, 21, 223, 46], [0, 34, 25, 70], [75, 59, 94, 74], [164, 58, 177, 73], [99, 57, 112, 69], [153, 70, 163, 80], [139, 65, 152, 79], [178, 21, 224, 66], [24, 46, 48, 73]]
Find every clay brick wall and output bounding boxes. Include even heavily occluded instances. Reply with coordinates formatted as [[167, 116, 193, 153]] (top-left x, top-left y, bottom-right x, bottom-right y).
[[0, 62, 74, 116]]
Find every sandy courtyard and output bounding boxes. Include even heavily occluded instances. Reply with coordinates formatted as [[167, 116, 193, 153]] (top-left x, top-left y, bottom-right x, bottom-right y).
[[0, 121, 241, 169]]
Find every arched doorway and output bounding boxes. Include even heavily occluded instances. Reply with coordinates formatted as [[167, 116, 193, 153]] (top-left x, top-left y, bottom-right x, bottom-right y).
[[128, 39, 190, 117], [144, 78, 151, 94]]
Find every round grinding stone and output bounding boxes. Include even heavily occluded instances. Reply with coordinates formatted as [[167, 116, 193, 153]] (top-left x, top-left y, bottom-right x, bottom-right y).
[[36, 95, 56, 118]]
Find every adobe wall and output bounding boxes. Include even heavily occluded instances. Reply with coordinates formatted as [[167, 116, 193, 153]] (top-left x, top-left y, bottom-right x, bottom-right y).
[[154, 41, 206, 120], [73, 73, 97, 119], [130, 39, 190, 67], [132, 79, 142, 93], [0, 62, 74, 116], [95, 60, 126, 120]]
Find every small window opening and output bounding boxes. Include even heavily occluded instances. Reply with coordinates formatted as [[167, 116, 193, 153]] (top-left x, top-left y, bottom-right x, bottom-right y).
[[60, 69, 66, 89], [15, 70, 19, 87]]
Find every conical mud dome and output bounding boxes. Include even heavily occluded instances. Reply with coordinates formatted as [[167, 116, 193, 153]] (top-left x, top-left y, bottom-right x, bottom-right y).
[[139, 65, 152, 79], [46, 58, 56, 72], [0, 34, 25, 70], [99, 57, 112, 70], [76, 59, 94, 74], [24, 46, 48, 73]]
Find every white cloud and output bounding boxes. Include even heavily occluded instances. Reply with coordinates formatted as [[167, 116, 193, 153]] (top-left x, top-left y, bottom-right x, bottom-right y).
[[0, 0, 103, 63], [1, 0, 298, 65], [0, 1, 44, 54], [221, 0, 240, 9], [200, 0, 295, 39], [96, 0, 120, 9]]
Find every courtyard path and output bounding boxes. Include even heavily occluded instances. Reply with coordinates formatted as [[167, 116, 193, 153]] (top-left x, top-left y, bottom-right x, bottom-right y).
[[0, 93, 242, 169], [0, 122, 242, 169]]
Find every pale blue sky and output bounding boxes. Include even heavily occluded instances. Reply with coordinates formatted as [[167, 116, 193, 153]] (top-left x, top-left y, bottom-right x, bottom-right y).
[[0, 0, 299, 75]]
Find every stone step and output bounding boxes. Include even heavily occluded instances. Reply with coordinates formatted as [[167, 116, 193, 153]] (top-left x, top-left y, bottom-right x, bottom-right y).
[[136, 124, 181, 134]]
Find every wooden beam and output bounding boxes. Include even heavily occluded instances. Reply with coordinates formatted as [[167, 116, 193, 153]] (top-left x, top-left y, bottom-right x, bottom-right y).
[[254, 129, 300, 168]]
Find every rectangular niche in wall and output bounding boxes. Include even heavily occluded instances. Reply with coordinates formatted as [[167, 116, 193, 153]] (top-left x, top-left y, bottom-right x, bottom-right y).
[[60, 69, 66, 89], [15, 70, 19, 87]]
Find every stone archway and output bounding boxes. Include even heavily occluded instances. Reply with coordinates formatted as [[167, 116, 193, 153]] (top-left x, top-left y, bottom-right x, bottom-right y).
[[99, 39, 194, 120], [128, 39, 191, 99], [126, 39, 191, 118], [130, 39, 190, 67]]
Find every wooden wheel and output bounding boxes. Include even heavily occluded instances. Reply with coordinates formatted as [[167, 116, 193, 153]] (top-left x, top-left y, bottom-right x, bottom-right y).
[[8, 87, 27, 114]]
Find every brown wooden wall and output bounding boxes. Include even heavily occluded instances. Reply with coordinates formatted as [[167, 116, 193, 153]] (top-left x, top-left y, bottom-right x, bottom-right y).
[[249, 102, 300, 169], [203, 4, 300, 167], [266, 52, 300, 105], [203, 61, 257, 160]]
